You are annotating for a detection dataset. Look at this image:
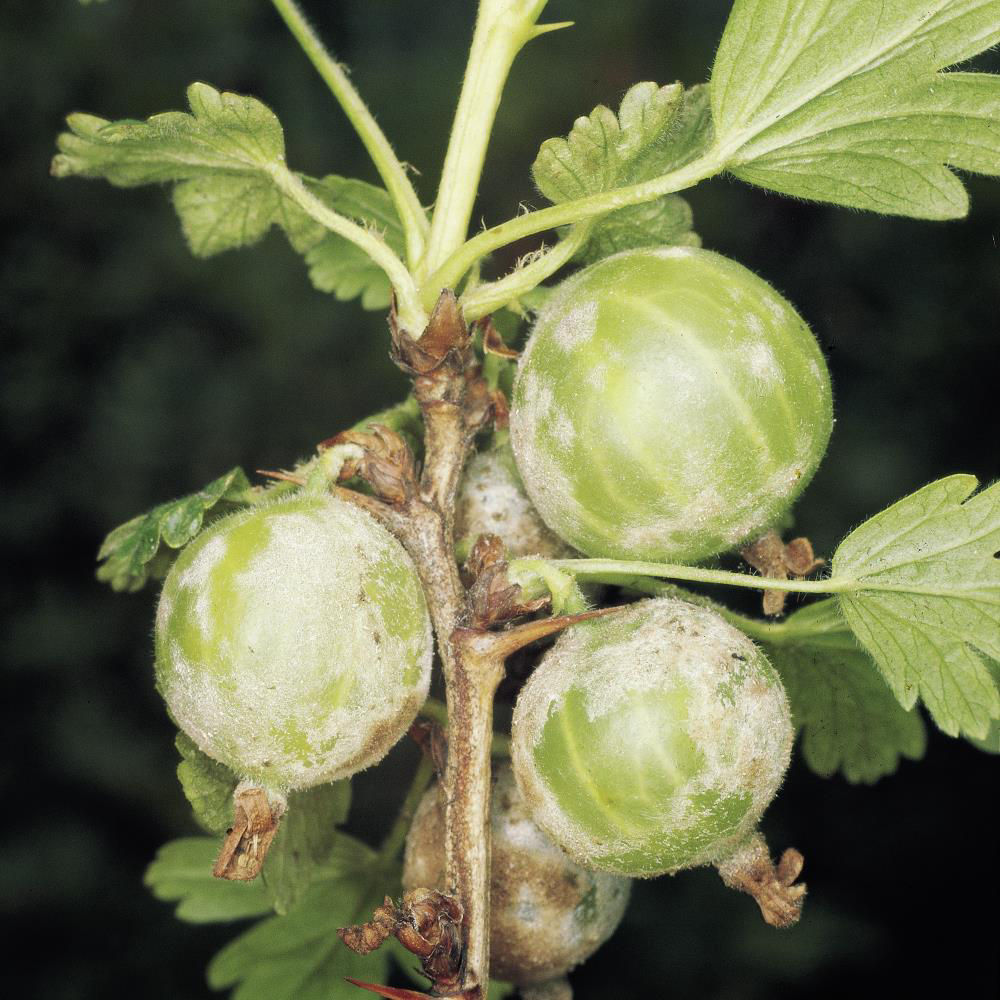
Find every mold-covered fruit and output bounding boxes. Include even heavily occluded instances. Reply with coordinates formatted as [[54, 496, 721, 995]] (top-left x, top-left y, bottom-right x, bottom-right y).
[[509, 246, 833, 563], [455, 441, 572, 559], [155, 495, 432, 791], [511, 598, 793, 877], [403, 763, 630, 985]]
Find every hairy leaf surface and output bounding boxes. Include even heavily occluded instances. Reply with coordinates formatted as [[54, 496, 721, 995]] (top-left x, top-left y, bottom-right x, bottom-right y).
[[52, 84, 406, 307], [533, 83, 708, 258], [145, 838, 272, 923], [711, 0, 1000, 218], [176, 734, 240, 835], [208, 835, 406, 1000], [763, 600, 926, 783], [834, 475, 1000, 738], [96, 466, 254, 592]]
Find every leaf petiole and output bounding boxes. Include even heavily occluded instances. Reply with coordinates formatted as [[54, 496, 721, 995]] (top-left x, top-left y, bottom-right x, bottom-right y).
[[424, 150, 727, 299], [268, 0, 428, 266], [269, 165, 428, 331]]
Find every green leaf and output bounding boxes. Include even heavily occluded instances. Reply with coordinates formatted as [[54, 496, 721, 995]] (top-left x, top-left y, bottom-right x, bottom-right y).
[[710, 1, 1000, 219], [533, 83, 708, 259], [966, 659, 1000, 753], [96, 466, 254, 592], [52, 86, 407, 309], [573, 195, 700, 264], [176, 734, 240, 835], [208, 835, 408, 1000], [833, 475, 1000, 739], [52, 83, 290, 255], [263, 782, 352, 915], [762, 600, 926, 783], [145, 838, 272, 924]]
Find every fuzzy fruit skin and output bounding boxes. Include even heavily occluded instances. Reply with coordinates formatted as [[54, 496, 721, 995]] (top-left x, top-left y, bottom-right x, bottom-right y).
[[509, 246, 833, 563], [403, 763, 630, 985], [511, 598, 793, 877], [455, 441, 573, 559], [154, 495, 432, 791]]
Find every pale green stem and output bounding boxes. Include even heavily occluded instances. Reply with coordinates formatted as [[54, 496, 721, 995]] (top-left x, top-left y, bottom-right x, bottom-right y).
[[532, 557, 853, 595], [459, 221, 593, 321], [269, 164, 428, 331], [427, 150, 727, 297], [269, 0, 428, 267], [378, 754, 436, 861], [420, 0, 557, 282]]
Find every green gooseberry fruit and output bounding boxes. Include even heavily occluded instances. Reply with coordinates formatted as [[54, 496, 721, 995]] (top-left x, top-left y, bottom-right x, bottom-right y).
[[509, 246, 833, 563], [154, 495, 432, 791], [403, 763, 630, 985], [511, 598, 793, 877]]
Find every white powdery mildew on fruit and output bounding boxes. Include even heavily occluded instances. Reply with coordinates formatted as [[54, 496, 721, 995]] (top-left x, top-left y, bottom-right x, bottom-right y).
[[404, 765, 630, 984], [512, 599, 792, 875], [745, 313, 765, 338], [653, 246, 695, 260], [552, 299, 598, 351], [511, 367, 587, 547], [159, 498, 432, 791], [176, 532, 228, 637], [455, 449, 571, 559]]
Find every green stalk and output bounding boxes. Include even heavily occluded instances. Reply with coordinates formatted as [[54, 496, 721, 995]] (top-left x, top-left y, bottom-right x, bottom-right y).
[[420, 0, 565, 282], [269, 165, 427, 331], [269, 0, 428, 267], [426, 150, 727, 296], [459, 221, 593, 320], [532, 556, 851, 595], [378, 755, 436, 862]]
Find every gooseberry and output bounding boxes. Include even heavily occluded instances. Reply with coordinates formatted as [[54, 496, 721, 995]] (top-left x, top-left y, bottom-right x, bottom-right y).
[[455, 440, 572, 559], [403, 762, 630, 985], [511, 598, 793, 877], [509, 247, 833, 563], [154, 495, 432, 791]]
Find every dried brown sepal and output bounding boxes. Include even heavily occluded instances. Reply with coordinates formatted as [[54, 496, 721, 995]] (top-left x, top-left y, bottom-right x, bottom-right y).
[[741, 531, 825, 616], [213, 785, 286, 881], [256, 469, 306, 486], [479, 317, 519, 360], [410, 719, 449, 780], [463, 533, 550, 628], [391, 290, 471, 379], [716, 833, 806, 928], [321, 424, 418, 506], [340, 889, 466, 996]]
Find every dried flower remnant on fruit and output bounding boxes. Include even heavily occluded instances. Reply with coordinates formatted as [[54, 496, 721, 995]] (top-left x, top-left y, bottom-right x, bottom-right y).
[[512, 598, 794, 877], [403, 764, 630, 986], [741, 531, 824, 616], [155, 496, 433, 791]]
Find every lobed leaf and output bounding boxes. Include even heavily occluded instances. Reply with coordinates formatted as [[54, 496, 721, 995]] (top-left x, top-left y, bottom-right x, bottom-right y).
[[711, 0, 1000, 219], [52, 85, 409, 308], [533, 83, 708, 259], [145, 838, 272, 924], [262, 781, 352, 915], [833, 475, 1000, 739], [176, 733, 240, 835], [762, 600, 926, 783], [96, 466, 254, 592], [208, 835, 408, 1000]]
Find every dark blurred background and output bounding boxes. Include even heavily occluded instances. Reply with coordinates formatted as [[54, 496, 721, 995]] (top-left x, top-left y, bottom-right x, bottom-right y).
[[3, 2, 998, 998]]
